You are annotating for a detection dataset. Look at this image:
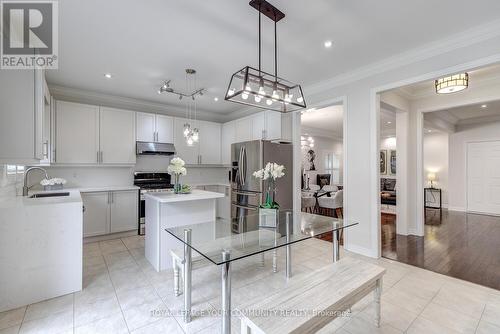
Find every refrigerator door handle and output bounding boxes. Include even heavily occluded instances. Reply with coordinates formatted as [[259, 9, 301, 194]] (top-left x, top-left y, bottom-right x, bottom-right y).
[[232, 190, 260, 196], [239, 146, 245, 186], [241, 146, 247, 186], [232, 202, 258, 211]]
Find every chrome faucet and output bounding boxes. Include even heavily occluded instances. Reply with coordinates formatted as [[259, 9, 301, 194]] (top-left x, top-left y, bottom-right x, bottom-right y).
[[23, 167, 49, 196]]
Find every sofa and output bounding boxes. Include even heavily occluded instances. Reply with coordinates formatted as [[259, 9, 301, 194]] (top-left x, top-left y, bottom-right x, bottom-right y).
[[380, 178, 396, 205]]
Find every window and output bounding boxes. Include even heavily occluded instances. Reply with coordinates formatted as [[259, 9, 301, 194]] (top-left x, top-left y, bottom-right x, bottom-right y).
[[324, 152, 340, 184]]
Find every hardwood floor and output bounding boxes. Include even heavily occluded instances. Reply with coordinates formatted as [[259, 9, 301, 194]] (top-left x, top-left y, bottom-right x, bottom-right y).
[[382, 209, 500, 291]]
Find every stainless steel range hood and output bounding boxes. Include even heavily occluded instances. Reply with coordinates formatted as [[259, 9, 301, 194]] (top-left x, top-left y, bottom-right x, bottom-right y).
[[136, 141, 176, 156]]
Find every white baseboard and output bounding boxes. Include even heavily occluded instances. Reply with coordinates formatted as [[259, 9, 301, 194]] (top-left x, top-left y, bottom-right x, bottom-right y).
[[344, 243, 378, 259], [447, 206, 466, 212]]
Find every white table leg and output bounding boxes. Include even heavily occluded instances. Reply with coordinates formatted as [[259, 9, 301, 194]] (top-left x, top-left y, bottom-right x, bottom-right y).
[[374, 278, 382, 327], [183, 229, 192, 323], [222, 250, 231, 334]]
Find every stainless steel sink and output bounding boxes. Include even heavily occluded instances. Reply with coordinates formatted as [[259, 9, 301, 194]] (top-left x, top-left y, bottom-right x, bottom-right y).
[[29, 192, 70, 198]]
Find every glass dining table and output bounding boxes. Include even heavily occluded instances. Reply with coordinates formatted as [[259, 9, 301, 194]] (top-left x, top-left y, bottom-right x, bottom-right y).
[[165, 210, 358, 334]]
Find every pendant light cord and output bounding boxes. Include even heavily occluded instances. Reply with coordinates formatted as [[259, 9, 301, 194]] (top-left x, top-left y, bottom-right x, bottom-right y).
[[258, 4, 261, 74], [274, 19, 277, 81]]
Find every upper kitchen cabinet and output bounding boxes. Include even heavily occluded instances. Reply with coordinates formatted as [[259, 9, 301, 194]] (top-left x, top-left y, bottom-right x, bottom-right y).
[[55, 102, 136, 165], [55, 101, 99, 164], [221, 122, 235, 165], [136, 112, 156, 142], [198, 120, 221, 164], [0, 69, 46, 164], [235, 117, 253, 142], [264, 111, 283, 141], [136, 112, 173, 143], [100, 107, 136, 164], [156, 115, 174, 143], [173, 117, 221, 165], [230, 111, 284, 144]]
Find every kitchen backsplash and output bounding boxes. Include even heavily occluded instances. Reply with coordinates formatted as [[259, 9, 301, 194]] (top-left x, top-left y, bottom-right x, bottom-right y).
[[17, 156, 230, 191]]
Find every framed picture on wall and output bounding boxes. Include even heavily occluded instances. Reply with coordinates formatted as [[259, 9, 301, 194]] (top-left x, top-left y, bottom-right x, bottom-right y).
[[380, 150, 387, 175], [390, 150, 396, 175]]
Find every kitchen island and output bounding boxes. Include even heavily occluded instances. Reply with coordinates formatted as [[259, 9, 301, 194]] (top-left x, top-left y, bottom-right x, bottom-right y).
[[144, 189, 225, 271]]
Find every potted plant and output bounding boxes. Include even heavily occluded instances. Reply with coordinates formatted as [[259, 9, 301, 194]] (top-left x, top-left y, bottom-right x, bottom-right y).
[[167, 157, 187, 194], [253, 162, 285, 227]]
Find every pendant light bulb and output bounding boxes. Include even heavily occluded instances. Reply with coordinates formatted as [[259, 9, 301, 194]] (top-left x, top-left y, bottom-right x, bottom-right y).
[[258, 79, 265, 96], [183, 123, 191, 137], [192, 128, 199, 142], [228, 88, 235, 96], [187, 136, 194, 146], [254, 95, 262, 103], [242, 92, 249, 100], [266, 99, 272, 106], [245, 84, 251, 92], [296, 96, 304, 103]]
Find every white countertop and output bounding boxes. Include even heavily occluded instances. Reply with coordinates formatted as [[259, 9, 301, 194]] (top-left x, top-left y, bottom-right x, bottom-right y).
[[145, 189, 224, 203], [78, 185, 139, 193], [0, 189, 82, 209]]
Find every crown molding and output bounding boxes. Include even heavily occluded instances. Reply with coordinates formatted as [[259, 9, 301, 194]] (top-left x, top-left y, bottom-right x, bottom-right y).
[[456, 114, 500, 128], [48, 85, 229, 123], [304, 18, 500, 96]]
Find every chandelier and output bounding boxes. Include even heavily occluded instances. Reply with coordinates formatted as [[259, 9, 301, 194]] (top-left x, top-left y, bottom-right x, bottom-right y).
[[435, 73, 469, 94], [301, 136, 314, 149], [225, 0, 306, 113], [182, 69, 199, 146]]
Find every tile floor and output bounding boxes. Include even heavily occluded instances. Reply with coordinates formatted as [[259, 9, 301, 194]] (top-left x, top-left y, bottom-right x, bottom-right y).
[[1, 235, 500, 333]]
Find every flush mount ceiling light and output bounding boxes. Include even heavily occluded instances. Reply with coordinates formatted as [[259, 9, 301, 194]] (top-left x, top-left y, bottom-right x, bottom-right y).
[[104, 73, 112, 79], [435, 73, 469, 94], [324, 40, 333, 48], [225, 0, 306, 113]]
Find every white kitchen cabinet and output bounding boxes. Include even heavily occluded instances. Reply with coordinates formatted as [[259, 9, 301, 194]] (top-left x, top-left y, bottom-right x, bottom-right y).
[[136, 112, 173, 143], [235, 117, 253, 142], [82, 190, 138, 237], [265, 111, 282, 140], [55, 101, 99, 164], [281, 112, 293, 142], [82, 192, 110, 237], [173, 117, 221, 165], [221, 122, 235, 165], [252, 113, 266, 140], [0, 68, 45, 164], [136, 112, 156, 142], [173, 117, 198, 164], [199, 120, 221, 164], [100, 107, 136, 164], [110, 190, 138, 233], [156, 114, 174, 143]]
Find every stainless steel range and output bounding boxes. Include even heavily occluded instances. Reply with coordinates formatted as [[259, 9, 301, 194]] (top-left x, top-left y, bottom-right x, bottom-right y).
[[134, 172, 174, 235]]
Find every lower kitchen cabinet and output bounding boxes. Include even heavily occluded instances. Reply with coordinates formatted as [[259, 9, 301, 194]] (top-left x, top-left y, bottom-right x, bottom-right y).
[[82, 190, 138, 237], [82, 192, 110, 237], [110, 190, 138, 233]]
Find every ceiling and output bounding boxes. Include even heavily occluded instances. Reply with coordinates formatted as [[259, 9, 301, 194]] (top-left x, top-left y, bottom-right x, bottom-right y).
[[301, 105, 343, 136], [426, 99, 500, 124], [47, 0, 500, 116]]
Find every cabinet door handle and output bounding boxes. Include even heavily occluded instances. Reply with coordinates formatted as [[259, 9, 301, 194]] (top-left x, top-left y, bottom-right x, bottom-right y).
[[97, 151, 99, 163], [199, 155, 202, 164], [82, 205, 86, 213], [101, 151, 103, 163]]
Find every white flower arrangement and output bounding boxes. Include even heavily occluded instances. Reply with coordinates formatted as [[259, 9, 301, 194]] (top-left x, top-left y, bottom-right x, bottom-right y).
[[40, 178, 67, 186], [167, 157, 187, 176], [252, 162, 285, 181]]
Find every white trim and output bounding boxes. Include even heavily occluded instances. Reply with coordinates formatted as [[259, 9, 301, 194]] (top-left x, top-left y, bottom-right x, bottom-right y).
[[301, 126, 343, 141], [448, 206, 466, 212], [373, 54, 500, 255], [344, 244, 377, 259], [370, 92, 381, 258]]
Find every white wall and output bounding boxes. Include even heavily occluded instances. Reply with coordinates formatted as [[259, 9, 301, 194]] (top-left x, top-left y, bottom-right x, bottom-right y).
[[448, 121, 500, 211], [423, 132, 449, 207], [302, 22, 500, 257], [302, 135, 343, 185]]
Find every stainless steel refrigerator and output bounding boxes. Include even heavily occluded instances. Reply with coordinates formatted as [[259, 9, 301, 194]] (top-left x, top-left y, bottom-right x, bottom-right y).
[[230, 140, 293, 233]]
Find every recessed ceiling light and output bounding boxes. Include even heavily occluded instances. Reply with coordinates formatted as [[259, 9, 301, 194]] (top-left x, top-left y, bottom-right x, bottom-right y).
[[104, 73, 112, 79], [324, 40, 333, 48], [481, 104, 487, 108], [428, 129, 432, 133], [387, 121, 392, 124], [214, 97, 219, 102]]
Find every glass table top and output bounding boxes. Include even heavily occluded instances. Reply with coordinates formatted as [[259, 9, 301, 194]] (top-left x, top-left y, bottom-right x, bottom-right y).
[[165, 210, 358, 265]]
